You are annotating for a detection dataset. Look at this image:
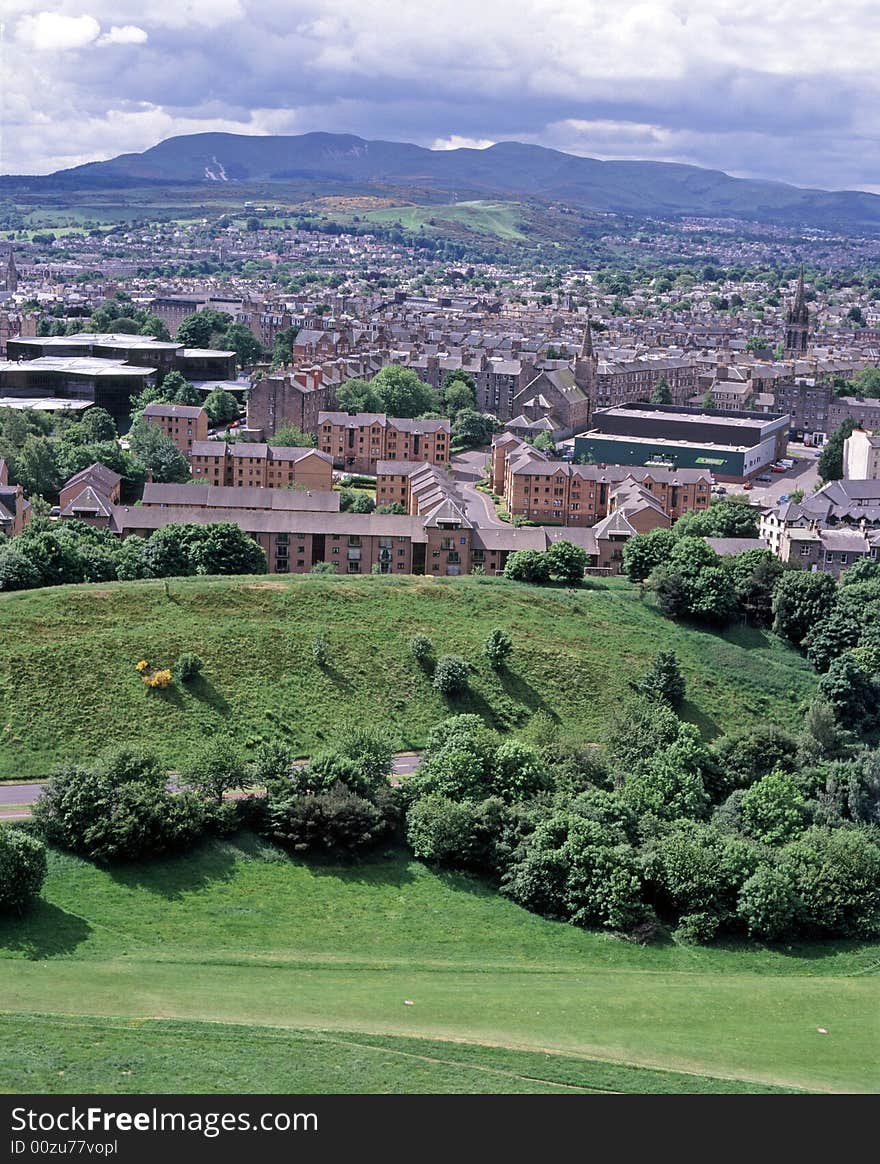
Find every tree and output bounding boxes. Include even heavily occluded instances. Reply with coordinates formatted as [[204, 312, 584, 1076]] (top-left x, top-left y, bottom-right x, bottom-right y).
[[546, 540, 588, 585], [484, 627, 513, 670], [0, 828, 47, 914], [771, 571, 837, 646], [77, 407, 117, 443], [14, 434, 61, 497], [633, 650, 686, 708], [620, 723, 711, 821], [138, 314, 171, 342], [504, 549, 550, 584], [726, 548, 783, 626], [128, 419, 191, 484], [370, 365, 438, 417], [433, 655, 469, 695], [155, 370, 202, 406], [406, 794, 503, 869], [736, 865, 799, 941], [713, 725, 798, 793], [622, 527, 676, 583], [650, 376, 673, 405], [203, 388, 239, 427], [817, 418, 855, 482], [33, 746, 205, 862], [491, 740, 550, 801], [187, 522, 267, 576], [442, 375, 476, 417], [175, 308, 233, 348], [223, 322, 263, 367], [778, 826, 880, 938], [182, 737, 247, 803], [336, 378, 382, 413], [818, 651, 879, 728], [452, 408, 496, 448], [674, 499, 759, 539], [269, 423, 316, 448], [271, 325, 300, 367], [740, 770, 807, 844], [0, 544, 42, 591]]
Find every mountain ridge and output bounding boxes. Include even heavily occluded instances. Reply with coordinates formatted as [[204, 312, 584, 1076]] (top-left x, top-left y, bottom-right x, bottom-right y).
[[4, 131, 880, 232]]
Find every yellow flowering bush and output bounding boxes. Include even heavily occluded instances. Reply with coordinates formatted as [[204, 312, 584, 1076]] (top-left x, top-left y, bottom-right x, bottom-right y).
[[135, 660, 149, 673], [143, 669, 173, 689]]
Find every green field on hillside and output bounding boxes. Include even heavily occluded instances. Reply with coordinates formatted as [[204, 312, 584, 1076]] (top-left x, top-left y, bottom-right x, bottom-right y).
[[361, 200, 529, 240], [0, 575, 816, 778], [1, 839, 876, 1093]]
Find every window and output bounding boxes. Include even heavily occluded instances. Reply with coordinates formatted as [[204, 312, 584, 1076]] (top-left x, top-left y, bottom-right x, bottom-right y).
[[348, 535, 361, 546], [348, 561, 360, 573]]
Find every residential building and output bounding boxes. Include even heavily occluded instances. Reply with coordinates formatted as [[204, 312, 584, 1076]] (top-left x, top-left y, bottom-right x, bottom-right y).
[[142, 403, 209, 454], [317, 413, 450, 474], [844, 427, 880, 480], [188, 442, 333, 490]]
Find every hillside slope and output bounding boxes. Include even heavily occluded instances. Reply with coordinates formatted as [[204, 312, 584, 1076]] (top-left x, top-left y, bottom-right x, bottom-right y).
[[0, 575, 815, 779], [5, 131, 880, 230]]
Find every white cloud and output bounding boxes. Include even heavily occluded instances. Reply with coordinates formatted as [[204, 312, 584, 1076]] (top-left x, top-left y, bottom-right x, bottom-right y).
[[15, 12, 100, 52], [432, 136, 495, 152], [97, 25, 149, 47]]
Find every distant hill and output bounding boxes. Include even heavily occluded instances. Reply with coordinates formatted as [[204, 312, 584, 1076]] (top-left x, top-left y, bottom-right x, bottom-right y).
[[4, 130, 880, 232]]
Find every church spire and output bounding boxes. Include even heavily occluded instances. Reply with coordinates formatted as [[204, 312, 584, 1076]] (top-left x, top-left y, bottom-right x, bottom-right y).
[[793, 264, 806, 314], [580, 316, 594, 359]]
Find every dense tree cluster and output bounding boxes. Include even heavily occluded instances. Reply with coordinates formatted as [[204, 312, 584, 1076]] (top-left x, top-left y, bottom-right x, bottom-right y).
[[336, 367, 439, 418], [0, 519, 267, 592], [401, 689, 880, 943]]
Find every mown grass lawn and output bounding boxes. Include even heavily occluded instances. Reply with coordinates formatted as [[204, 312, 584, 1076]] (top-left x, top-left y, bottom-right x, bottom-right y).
[[0, 839, 876, 1094], [0, 574, 816, 778]]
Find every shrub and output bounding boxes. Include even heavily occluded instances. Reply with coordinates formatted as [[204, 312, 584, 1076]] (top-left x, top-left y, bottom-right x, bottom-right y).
[[673, 911, 719, 945], [740, 770, 807, 845], [252, 741, 294, 790], [433, 655, 469, 695], [736, 865, 799, 941], [174, 653, 203, 683], [0, 827, 47, 914], [504, 549, 550, 584], [263, 785, 389, 853], [632, 650, 686, 709], [143, 668, 173, 689], [33, 747, 206, 862], [409, 634, 434, 663], [311, 635, 329, 667], [484, 628, 513, 670], [406, 795, 505, 868], [182, 737, 247, 803]]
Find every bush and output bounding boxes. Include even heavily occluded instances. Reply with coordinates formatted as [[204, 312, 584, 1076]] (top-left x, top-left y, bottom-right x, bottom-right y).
[[673, 911, 720, 945], [632, 650, 685, 709], [174, 653, 203, 683], [263, 785, 389, 853], [252, 741, 294, 790], [484, 628, 513, 670], [504, 549, 550, 584], [33, 747, 206, 862], [740, 770, 807, 845], [406, 795, 505, 868], [409, 634, 434, 663], [312, 635, 329, 667], [433, 655, 469, 695], [0, 827, 47, 913], [736, 865, 799, 941], [182, 737, 247, 804]]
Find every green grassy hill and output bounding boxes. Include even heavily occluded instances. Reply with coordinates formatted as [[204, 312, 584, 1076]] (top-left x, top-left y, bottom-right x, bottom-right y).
[[0, 839, 876, 1093], [0, 574, 815, 779], [361, 200, 530, 240]]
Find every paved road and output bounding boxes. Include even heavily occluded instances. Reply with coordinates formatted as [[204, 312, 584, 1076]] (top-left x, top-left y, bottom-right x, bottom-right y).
[[451, 448, 507, 528], [0, 753, 423, 818], [742, 445, 821, 509]]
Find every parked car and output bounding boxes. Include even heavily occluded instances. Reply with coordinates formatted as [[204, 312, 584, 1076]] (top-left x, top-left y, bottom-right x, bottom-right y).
[[779, 458, 795, 468], [778, 493, 791, 503], [712, 486, 728, 495], [756, 474, 772, 483], [741, 482, 753, 490], [770, 464, 786, 473]]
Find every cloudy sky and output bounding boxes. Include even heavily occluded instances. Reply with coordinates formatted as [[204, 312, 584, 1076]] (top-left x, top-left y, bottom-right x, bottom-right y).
[[2, 0, 879, 191]]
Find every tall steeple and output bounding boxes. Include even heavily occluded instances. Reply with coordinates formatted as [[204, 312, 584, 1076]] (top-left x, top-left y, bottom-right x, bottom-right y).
[[784, 265, 810, 358], [575, 314, 598, 395], [3, 248, 17, 295]]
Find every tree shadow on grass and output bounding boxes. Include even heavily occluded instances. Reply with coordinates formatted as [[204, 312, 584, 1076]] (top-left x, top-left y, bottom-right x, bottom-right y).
[[0, 900, 92, 960], [679, 699, 723, 741], [497, 668, 561, 722], [708, 622, 774, 651], [286, 845, 418, 888], [106, 837, 239, 900], [187, 674, 231, 716], [319, 664, 354, 694]]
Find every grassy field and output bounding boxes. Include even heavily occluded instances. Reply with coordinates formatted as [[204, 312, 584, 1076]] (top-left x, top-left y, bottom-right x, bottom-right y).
[[1, 838, 877, 1093], [361, 200, 530, 240], [0, 575, 816, 778]]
